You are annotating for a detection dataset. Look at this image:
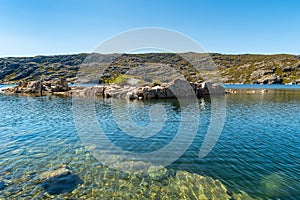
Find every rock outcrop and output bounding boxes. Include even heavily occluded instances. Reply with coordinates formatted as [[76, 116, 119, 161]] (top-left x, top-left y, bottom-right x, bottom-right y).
[[2, 77, 225, 99], [253, 74, 283, 84], [3, 78, 70, 95], [72, 78, 225, 100]]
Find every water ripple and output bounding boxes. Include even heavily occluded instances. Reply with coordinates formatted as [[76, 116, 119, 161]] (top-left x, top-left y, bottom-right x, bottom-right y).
[[0, 90, 299, 199]]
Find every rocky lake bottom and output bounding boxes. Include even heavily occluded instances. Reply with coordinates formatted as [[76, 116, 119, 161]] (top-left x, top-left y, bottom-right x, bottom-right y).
[[0, 85, 300, 199]]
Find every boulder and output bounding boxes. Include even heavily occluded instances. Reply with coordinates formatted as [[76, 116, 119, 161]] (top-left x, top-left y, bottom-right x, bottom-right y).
[[103, 88, 113, 98], [156, 86, 167, 98], [146, 87, 158, 99], [18, 81, 28, 88], [82, 86, 105, 97], [39, 165, 83, 195], [133, 87, 144, 98], [26, 81, 42, 93], [210, 83, 226, 94], [165, 87, 176, 98], [165, 78, 194, 98], [126, 91, 138, 100], [48, 78, 70, 92]]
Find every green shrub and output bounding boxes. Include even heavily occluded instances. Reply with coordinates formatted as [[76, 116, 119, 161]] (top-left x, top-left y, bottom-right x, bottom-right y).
[[152, 79, 162, 86], [113, 74, 130, 85]]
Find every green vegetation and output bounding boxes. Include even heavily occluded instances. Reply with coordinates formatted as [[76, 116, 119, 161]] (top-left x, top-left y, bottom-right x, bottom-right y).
[[112, 74, 131, 85], [106, 74, 143, 86], [152, 79, 162, 86]]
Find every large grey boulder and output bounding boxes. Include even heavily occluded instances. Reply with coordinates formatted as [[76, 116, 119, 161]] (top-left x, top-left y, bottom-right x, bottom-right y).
[[48, 78, 70, 92], [25, 81, 42, 93], [82, 86, 105, 96], [165, 78, 194, 98]]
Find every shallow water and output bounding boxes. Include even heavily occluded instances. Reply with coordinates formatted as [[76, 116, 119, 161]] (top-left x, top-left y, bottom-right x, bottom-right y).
[[0, 85, 299, 199]]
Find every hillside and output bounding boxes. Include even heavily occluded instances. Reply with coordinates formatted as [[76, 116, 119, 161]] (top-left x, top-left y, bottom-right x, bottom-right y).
[[0, 53, 300, 84], [212, 53, 300, 84]]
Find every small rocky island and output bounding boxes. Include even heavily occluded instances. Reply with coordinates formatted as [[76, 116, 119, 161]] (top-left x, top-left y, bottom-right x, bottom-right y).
[[2, 78, 225, 100]]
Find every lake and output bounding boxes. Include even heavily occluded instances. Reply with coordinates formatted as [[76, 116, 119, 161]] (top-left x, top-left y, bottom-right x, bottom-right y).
[[0, 85, 299, 199]]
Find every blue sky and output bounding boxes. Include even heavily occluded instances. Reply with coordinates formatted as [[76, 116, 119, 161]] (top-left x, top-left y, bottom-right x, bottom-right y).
[[0, 0, 299, 56]]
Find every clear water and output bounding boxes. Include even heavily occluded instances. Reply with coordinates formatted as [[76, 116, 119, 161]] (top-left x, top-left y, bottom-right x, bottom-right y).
[[0, 85, 299, 199], [224, 84, 300, 90]]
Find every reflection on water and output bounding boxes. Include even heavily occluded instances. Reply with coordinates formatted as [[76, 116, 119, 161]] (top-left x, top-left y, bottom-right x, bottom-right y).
[[0, 88, 299, 199]]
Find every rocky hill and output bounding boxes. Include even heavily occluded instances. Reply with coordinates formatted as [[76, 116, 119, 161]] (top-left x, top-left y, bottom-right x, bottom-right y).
[[0, 54, 86, 83], [1, 53, 300, 84], [212, 53, 300, 84]]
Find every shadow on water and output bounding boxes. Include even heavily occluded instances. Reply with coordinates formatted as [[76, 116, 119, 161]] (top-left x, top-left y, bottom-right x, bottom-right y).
[[41, 174, 83, 195]]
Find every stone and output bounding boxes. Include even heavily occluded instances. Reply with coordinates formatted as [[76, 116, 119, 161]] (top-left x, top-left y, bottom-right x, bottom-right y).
[[147, 166, 172, 181], [48, 78, 70, 92], [82, 86, 105, 97], [165, 78, 194, 98], [165, 87, 176, 98], [133, 87, 144, 98], [18, 81, 28, 87], [26, 81, 42, 93], [39, 165, 83, 195], [126, 91, 137, 100], [147, 88, 158, 99], [210, 83, 226, 94], [152, 86, 166, 99], [0, 180, 5, 190], [39, 165, 72, 180]]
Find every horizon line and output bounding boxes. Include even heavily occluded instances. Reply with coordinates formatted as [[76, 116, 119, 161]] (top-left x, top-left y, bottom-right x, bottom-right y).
[[1, 51, 299, 58]]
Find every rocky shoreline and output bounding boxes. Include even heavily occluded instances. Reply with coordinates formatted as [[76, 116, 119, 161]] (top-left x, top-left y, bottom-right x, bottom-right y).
[[2, 78, 226, 99]]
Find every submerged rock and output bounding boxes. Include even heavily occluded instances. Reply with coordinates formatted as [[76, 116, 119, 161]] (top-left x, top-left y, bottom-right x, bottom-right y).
[[39, 165, 72, 180], [147, 166, 173, 181], [259, 172, 289, 199], [41, 173, 83, 195], [39, 165, 83, 195], [0, 180, 5, 190]]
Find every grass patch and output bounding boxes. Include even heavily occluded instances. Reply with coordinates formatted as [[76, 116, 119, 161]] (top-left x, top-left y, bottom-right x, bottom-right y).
[[107, 74, 143, 86], [152, 79, 162, 86]]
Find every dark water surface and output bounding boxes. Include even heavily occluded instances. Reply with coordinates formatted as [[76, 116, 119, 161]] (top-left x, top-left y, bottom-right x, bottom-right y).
[[0, 85, 299, 199]]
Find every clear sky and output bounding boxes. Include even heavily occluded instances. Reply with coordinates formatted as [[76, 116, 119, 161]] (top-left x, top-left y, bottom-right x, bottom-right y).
[[0, 0, 299, 57]]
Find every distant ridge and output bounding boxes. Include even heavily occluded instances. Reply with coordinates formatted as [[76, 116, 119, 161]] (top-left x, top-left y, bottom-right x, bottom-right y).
[[0, 53, 299, 84]]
